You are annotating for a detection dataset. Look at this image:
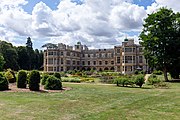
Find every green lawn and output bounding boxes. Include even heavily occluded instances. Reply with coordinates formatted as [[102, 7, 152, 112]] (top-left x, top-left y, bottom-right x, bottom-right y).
[[0, 83, 180, 120]]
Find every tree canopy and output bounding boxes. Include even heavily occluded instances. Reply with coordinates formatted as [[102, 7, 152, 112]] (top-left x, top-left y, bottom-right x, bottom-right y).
[[139, 7, 180, 81]]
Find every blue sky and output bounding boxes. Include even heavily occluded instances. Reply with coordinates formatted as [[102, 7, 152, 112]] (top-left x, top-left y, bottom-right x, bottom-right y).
[[0, 0, 179, 49]]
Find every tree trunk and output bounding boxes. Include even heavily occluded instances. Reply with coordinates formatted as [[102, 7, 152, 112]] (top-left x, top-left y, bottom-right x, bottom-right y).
[[163, 68, 169, 82]]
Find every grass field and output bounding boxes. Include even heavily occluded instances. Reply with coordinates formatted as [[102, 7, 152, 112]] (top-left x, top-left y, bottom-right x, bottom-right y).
[[0, 82, 180, 120]]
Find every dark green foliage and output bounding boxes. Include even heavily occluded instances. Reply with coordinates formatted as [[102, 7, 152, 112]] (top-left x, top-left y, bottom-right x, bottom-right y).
[[17, 70, 27, 88], [4, 69, 16, 83], [44, 76, 62, 90], [0, 73, 8, 91], [115, 76, 134, 87], [41, 73, 49, 85], [153, 70, 163, 75], [53, 72, 61, 80], [135, 75, 145, 88], [0, 41, 19, 70], [0, 54, 5, 71], [147, 74, 161, 85], [29, 70, 40, 91], [139, 7, 180, 81]]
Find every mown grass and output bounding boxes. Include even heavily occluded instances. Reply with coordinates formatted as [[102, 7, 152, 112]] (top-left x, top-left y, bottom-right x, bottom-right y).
[[0, 82, 180, 120]]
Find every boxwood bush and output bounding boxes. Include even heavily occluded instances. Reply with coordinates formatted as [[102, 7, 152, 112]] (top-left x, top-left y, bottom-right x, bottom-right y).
[[135, 74, 145, 88], [53, 72, 61, 80], [147, 74, 161, 85], [41, 73, 49, 85], [0, 73, 9, 91], [44, 76, 62, 90], [29, 70, 40, 91], [17, 70, 27, 88], [4, 69, 16, 83]]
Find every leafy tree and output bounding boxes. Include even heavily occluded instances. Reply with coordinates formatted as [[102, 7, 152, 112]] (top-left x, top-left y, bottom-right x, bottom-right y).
[[16, 46, 30, 70], [0, 41, 19, 70], [139, 7, 180, 81], [0, 54, 5, 71]]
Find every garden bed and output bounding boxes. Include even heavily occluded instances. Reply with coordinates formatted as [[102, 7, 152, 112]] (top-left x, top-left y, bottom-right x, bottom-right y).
[[2, 83, 71, 93]]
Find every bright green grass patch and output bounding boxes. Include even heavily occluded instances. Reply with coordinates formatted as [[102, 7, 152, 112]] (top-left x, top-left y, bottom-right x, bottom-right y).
[[0, 83, 180, 120]]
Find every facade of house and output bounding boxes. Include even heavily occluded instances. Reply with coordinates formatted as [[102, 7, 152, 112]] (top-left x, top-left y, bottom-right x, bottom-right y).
[[43, 38, 148, 74]]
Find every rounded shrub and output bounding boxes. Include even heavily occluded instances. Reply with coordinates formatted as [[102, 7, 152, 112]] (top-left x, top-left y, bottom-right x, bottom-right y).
[[135, 75, 145, 88], [41, 73, 49, 85], [53, 72, 61, 80], [4, 69, 16, 83], [147, 74, 161, 85], [17, 70, 27, 88], [44, 76, 62, 90], [29, 70, 40, 91], [0, 73, 9, 91]]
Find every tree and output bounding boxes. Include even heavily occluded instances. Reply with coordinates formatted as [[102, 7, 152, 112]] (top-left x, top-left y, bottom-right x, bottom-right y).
[[26, 37, 33, 49], [139, 7, 180, 81], [0, 41, 19, 70], [0, 54, 5, 71], [16, 46, 30, 70], [26, 37, 35, 70]]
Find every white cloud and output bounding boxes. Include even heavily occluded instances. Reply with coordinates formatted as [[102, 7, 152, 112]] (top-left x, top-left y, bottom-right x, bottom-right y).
[[0, 0, 179, 49]]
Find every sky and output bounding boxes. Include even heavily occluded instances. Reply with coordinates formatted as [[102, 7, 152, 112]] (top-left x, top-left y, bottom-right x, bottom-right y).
[[0, 0, 180, 49]]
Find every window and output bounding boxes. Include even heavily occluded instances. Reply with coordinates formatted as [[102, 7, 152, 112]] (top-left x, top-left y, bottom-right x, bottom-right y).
[[66, 60, 71, 65], [48, 67, 53, 71], [61, 52, 63, 56], [61, 67, 63, 71], [139, 56, 143, 63], [88, 54, 90, 57], [99, 53, 102, 58], [93, 61, 96, 65], [111, 61, 114, 65], [61, 58, 63, 64], [48, 58, 53, 64], [124, 56, 133, 63], [88, 61, 90, 65], [73, 60, 76, 65], [117, 57, 120, 64], [111, 53, 114, 58], [48, 51, 53, 55], [105, 61, 108, 65], [82, 61, 85, 65], [77, 61, 80, 65], [117, 49, 120, 53], [125, 48, 132, 52], [99, 61, 102, 65], [66, 52, 70, 56]]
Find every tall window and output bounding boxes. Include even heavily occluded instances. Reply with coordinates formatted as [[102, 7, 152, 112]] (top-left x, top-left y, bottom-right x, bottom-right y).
[[117, 49, 120, 53], [48, 58, 53, 64], [82, 61, 85, 65], [88, 61, 90, 65], [61, 58, 63, 64], [139, 56, 143, 63], [111, 61, 114, 65], [93, 61, 96, 65], [117, 57, 120, 64], [99, 61, 102, 65], [105, 61, 108, 65], [61, 52, 63, 56]]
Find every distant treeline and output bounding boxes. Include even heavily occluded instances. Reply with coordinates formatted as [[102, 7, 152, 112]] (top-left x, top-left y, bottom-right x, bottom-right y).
[[0, 37, 43, 71]]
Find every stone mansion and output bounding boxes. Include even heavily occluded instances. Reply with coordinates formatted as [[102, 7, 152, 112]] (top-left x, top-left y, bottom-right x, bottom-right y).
[[43, 38, 148, 74]]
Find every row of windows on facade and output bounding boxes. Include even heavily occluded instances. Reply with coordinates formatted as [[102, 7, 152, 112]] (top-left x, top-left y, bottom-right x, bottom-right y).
[[46, 65, 142, 72], [46, 56, 143, 65], [46, 51, 114, 58]]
